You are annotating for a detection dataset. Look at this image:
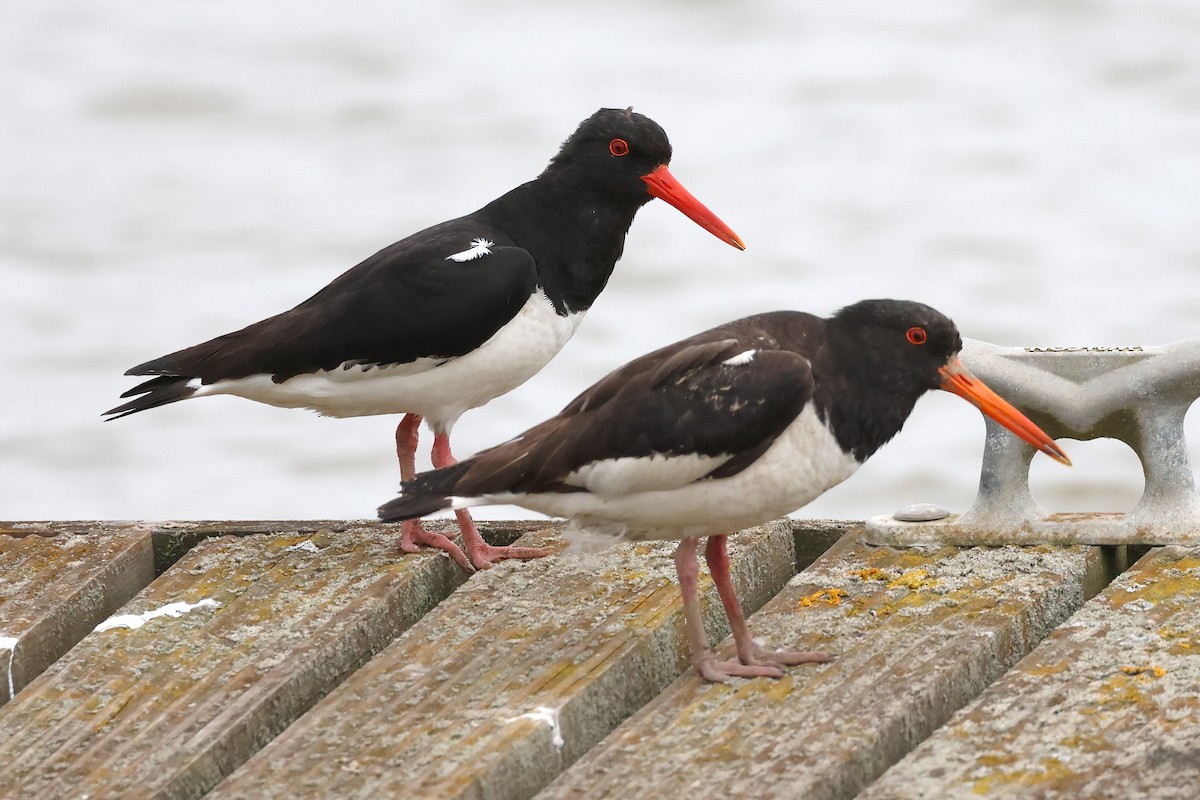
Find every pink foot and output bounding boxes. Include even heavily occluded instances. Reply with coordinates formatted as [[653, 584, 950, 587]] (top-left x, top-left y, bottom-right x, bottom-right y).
[[696, 652, 786, 682], [692, 535, 835, 681], [393, 414, 473, 573], [398, 519, 473, 573], [752, 646, 835, 669], [430, 431, 553, 570], [464, 539, 553, 570], [694, 646, 833, 683], [457, 509, 552, 570]]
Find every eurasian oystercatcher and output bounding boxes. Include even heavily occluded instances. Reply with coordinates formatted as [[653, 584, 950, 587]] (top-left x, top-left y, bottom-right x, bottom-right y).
[[378, 299, 1070, 681], [105, 107, 744, 571]]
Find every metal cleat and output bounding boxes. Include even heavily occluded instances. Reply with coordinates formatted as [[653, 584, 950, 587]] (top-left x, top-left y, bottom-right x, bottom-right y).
[[865, 338, 1200, 546]]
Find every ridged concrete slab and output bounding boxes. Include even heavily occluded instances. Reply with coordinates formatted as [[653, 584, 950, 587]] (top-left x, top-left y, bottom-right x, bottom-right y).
[[859, 545, 1200, 799], [541, 532, 1116, 800], [0, 522, 156, 705], [211, 520, 801, 800], [0, 523, 467, 800]]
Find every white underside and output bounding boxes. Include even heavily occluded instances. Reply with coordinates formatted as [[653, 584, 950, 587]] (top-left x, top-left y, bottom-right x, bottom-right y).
[[192, 291, 583, 430], [457, 404, 861, 541], [564, 453, 728, 495]]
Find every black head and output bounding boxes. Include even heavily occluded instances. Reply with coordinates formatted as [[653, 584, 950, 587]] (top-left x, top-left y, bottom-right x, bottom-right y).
[[828, 299, 963, 395], [817, 299, 962, 460], [538, 108, 744, 249], [540, 107, 673, 201], [824, 298, 1069, 465]]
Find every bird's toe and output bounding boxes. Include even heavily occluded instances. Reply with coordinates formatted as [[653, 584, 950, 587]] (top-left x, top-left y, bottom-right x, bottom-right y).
[[696, 653, 786, 682], [397, 521, 475, 573], [465, 542, 553, 571], [755, 648, 836, 667]]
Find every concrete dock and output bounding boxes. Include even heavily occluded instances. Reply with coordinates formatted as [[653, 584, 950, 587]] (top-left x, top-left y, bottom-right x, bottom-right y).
[[1, 519, 1196, 799]]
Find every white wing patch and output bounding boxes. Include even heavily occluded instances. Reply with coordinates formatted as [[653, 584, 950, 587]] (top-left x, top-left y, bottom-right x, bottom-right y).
[[723, 349, 757, 366], [565, 452, 730, 496], [446, 238, 494, 262]]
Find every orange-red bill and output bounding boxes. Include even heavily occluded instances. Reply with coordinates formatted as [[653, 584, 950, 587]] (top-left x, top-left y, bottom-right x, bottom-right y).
[[939, 358, 1071, 466], [640, 164, 746, 250]]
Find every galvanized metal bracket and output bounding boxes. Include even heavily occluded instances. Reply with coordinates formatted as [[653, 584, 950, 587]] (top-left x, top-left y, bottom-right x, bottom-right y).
[[864, 337, 1200, 546]]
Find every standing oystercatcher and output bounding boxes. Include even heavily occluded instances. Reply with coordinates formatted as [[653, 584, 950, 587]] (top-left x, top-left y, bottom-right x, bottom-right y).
[[105, 107, 745, 572], [378, 299, 1070, 681]]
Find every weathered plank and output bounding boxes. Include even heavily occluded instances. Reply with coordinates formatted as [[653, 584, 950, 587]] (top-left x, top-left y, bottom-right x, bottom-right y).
[[0, 522, 467, 800], [858, 545, 1200, 799], [210, 520, 802, 800], [0, 522, 156, 705], [541, 532, 1117, 800]]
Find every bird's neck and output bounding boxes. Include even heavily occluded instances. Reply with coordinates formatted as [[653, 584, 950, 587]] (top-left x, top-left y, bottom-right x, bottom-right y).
[[815, 340, 926, 463], [484, 180, 643, 315]]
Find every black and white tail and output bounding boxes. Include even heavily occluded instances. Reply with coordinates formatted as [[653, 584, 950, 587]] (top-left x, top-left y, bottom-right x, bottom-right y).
[[103, 375, 197, 420], [377, 461, 474, 521]]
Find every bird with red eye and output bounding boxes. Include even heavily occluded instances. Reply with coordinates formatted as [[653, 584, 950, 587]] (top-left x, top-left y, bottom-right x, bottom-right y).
[[380, 298, 1069, 681], [105, 106, 745, 574]]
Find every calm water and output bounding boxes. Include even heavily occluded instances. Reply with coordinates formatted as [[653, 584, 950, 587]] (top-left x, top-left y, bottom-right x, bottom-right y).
[[4, 0, 1200, 522]]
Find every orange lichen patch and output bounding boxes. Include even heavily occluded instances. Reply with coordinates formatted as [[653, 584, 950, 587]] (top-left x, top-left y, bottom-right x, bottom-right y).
[[1081, 671, 1163, 716], [838, 570, 1002, 621], [974, 752, 1017, 768], [849, 567, 889, 581], [887, 569, 937, 591], [797, 588, 848, 607], [860, 545, 946, 570], [1057, 733, 1115, 753], [734, 673, 796, 703], [1120, 665, 1167, 677], [971, 756, 1076, 795], [1025, 660, 1071, 678], [1157, 626, 1199, 655], [1162, 554, 1200, 573], [1108, 558, 1200, 609]]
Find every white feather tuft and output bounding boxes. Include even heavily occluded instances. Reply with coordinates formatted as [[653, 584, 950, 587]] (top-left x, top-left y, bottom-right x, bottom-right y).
[[722, 349, 757, 366], [563, 519, 628, 554], [445, 238, 494, 262], [506, 706, 564, 750]]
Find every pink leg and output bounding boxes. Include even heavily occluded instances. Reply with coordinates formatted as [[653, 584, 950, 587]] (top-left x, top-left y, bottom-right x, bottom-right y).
[[675, 537, 783, 682], [675, 538, 722, 680], [431, 431, 551, 570], [704, 535, 833, 676], [393, 414, 472, 572]]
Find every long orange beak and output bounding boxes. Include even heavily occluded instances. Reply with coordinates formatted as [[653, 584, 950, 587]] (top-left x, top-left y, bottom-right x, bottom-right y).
[[641, 165, 746, 250], [939, 358, 1071, 466]]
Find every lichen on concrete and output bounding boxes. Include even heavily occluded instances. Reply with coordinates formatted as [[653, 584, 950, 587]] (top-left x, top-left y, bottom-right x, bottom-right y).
[[858, 545, 1200, 799], [543, 532, 1107, 800], [210, 521, 798, 800]]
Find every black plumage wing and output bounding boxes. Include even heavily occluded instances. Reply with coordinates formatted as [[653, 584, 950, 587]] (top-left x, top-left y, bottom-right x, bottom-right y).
[[125, 223, 539, 385], [447, 337, 816, 497]]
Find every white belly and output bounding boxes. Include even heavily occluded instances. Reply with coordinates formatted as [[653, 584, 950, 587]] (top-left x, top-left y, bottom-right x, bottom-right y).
[[476, 404, 862, 540], [195, 291, 583, 428]]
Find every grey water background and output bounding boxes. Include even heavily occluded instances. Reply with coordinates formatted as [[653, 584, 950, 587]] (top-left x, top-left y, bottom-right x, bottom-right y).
[[4, 0, 1200, 523]]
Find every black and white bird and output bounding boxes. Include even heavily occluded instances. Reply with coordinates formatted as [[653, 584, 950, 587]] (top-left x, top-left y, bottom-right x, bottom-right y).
[[378, 299, 1070, 682], [105, 107, 744, 571]]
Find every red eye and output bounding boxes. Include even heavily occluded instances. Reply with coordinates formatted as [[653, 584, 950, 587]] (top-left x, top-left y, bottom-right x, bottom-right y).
[[906, 326, 928, 345], [608, 138, 629, 157]]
